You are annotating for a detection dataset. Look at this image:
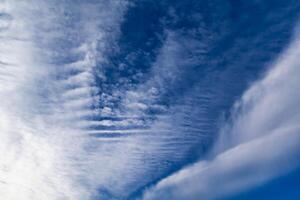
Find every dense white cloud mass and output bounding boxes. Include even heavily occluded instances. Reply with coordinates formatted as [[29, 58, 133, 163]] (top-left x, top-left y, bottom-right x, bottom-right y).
[[0, 1, 129, 199], [141, 29, 300, 200]]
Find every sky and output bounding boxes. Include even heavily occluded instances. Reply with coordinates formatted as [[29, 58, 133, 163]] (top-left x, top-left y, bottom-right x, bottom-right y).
[[0, 0, 300, 200]]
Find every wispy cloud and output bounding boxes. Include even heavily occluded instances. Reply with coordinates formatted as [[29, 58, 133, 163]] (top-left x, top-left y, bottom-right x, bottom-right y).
[[1, 1, 300, 200], [0, 1, 129, 199], [141, 26, 300, 200]]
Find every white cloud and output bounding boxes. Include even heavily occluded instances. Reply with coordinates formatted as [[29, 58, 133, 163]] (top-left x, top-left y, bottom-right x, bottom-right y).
[[141, 26, 300, 200], [2, 1, 299, 199], [0, 1, 129, 200]]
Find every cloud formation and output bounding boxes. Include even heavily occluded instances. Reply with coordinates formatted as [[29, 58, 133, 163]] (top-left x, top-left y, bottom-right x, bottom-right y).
[[141, 27, 300, 200], [1, 1, 300, 200], [0, 1, 129, 199]]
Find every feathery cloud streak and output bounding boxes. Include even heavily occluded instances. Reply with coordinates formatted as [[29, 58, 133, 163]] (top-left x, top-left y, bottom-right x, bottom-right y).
[[141, 27, 300, 200]]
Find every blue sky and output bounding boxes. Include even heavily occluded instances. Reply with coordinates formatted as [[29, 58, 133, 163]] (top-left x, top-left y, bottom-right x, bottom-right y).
[[0, 0, 300, 200]]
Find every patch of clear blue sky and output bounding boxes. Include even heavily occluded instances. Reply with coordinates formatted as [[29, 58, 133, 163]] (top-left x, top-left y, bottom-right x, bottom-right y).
[[226, 168, 300, 200]]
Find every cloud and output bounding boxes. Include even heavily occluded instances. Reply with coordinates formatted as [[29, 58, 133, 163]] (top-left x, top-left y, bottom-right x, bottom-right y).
[[1, 1, 300, 200], [141, 26, 300, 200], [0, 1, 129, 200]]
